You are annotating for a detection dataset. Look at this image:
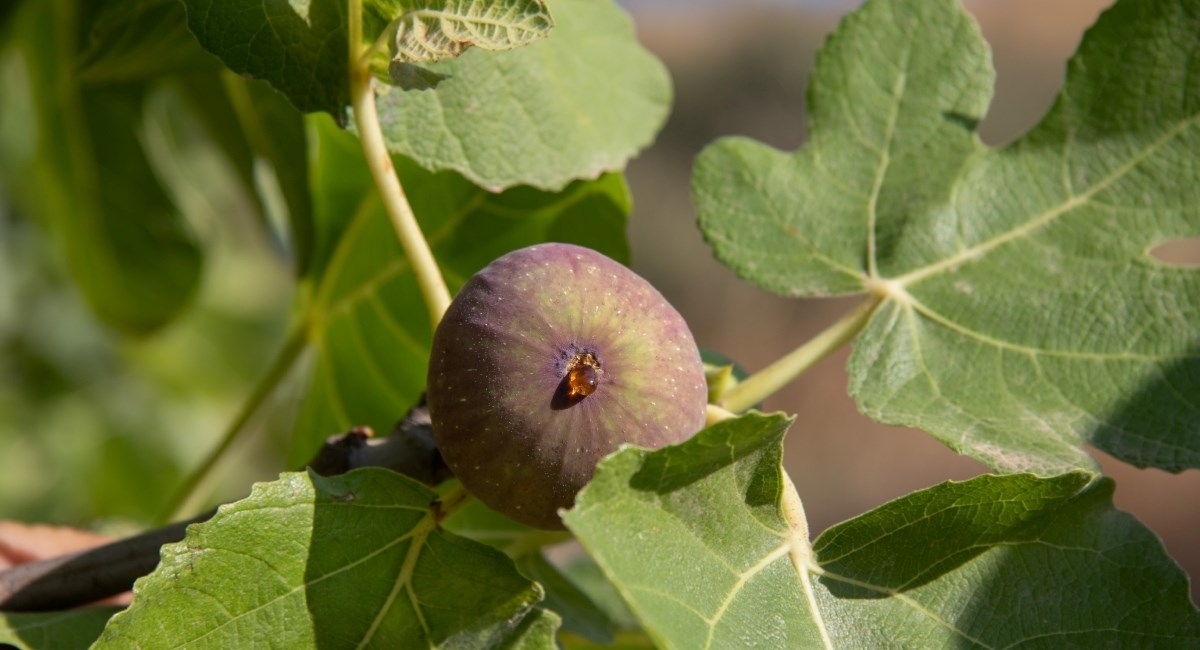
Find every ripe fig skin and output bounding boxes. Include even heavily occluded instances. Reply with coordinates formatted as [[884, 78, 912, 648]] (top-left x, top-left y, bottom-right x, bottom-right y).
[[427, 243, 707, 530]]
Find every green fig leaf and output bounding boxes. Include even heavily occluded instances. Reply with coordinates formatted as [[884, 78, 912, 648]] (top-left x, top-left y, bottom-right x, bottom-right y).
[[560, 557, 641, 635], [76, 0, 217, 84], [179, 0, 349, 118], [11, 0, 202, 334], [441, 494, 572, 556], [139, 70, 318, 283], [94, 469, 544, 648], [693, 0, 1200, 474], [0, 609, 119, 650], [380, 0, 553, 65], [290, 115, 630, 464], [566, 413, 1200, 648], [374, 0, 671, 191], [501, 608, 561, 650], [219, 76, 316, 275], [516, 552, 616, 644]]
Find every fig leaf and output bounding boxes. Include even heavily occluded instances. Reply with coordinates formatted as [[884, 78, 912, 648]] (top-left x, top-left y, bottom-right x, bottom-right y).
[[693, 0, 1200, 474], [565, 413, 1200, 648], [374, 0, 671, 191], [93, 469, 546, 648]]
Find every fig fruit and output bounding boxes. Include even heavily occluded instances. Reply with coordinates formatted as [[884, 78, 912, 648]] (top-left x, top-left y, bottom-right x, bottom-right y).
[[427, 243, 707, 529]]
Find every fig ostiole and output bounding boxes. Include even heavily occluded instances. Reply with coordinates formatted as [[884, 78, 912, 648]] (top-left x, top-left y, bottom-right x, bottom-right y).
[[426, 243, 708, 530]]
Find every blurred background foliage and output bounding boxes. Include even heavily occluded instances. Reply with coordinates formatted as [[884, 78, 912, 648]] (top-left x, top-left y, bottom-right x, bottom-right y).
[[0, 0, 297, 525], [0, 0, 1197, 600]]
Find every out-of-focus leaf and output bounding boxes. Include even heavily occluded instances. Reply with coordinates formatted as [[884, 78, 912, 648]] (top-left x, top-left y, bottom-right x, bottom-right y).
[[180, 0, 349, 119], [13, 0, 201, 334], [217, 76, 315, 275], [501, 608, 561, 650], [375, 0, 671, 191], [0, 608, 119, 650], [560, 557, 640, 634], [516, 552, 616, 644], [132, 69, 314, 276], [566, 413, 1200, 648], [693, 0, 1200, 474], [0, 1, 18, 35], [94, 469, 546, 648], [76, 0, 216, 84], [140, 76, 264, 243], [289, 115, 630, 464], [441, 492, 562, 553]]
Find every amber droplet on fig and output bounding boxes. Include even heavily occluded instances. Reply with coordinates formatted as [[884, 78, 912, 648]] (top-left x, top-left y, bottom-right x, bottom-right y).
[[565, 352, 600, 400]]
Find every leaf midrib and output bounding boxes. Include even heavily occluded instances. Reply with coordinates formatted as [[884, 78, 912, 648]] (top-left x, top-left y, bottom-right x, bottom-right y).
[[865, 44, 911, 280], [890, 114, 1197, 289], [164, 501, 423, 650]]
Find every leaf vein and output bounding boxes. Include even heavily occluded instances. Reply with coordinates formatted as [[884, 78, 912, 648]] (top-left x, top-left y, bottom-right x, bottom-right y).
[[908, 297, 1192, 362], [701, 543, 792, 650], [812, 567, 996, 649], [897, 114, 1197, 287], [866, 46, 910, 279]]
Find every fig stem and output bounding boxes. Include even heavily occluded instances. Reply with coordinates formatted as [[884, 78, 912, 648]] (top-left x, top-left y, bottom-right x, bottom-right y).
[[720, 296, 882, 413], [433, 484, 474, 524], [706, 404, 736, 425], [348, 0, 453, 328], [157, 326, 308, 523], [502, 532, 573, 559]]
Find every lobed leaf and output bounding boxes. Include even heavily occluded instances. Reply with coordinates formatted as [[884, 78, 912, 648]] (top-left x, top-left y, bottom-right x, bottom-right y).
[[692, 0, 1200, 474], [94, 469, 544, 648], [566, 413, 1200, 648]]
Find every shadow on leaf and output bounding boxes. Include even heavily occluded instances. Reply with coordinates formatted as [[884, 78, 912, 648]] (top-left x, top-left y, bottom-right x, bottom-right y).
[[628, 412, 793, 495]]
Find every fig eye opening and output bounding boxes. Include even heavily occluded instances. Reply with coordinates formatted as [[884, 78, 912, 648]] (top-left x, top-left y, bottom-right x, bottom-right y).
[[563, 351, 602, 401]]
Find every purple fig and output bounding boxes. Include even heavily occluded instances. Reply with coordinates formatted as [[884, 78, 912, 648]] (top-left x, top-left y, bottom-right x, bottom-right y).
[[427, 243, 707, 529]]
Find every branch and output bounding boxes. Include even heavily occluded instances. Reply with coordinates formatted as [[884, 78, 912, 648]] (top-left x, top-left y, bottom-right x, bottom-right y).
[[0, 403, 450, 612], [0, 512, 211, 612]]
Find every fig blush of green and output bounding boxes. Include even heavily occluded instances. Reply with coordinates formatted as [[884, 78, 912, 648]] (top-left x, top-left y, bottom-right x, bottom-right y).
[[427, 243, 708, 530]]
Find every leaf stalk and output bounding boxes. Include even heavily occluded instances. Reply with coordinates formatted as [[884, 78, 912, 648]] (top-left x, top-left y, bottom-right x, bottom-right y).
[[434, 483, 474, 524], [720, 296, 882, 413], [348, 0, 452, 329]]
